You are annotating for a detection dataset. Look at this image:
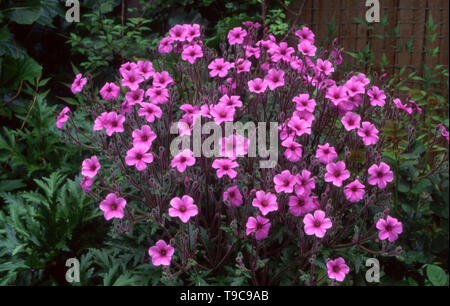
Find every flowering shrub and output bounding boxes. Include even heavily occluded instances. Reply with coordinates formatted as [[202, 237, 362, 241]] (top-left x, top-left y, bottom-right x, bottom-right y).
[[55, 22, 443, 285]]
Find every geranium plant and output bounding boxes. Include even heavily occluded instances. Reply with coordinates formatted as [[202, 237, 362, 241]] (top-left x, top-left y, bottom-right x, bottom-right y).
[[55, 22, 436, 285]]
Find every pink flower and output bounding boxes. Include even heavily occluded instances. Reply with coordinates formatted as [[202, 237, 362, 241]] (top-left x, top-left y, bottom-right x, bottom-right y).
[[125, 89, 144, 105], [228, 27, 247, 45], [246, 216, 271, 240], [125, 146, 154, 171], [281, 137, 303, 162], [104, 112, 125, 136], [171, 149, 196, 173], [218, 95, 243, 109], [219, 134, 248, 159], [289, 193, 315, 217], [303, 210, 332, 238], [56, 107, 70, 129], [252, 191, 278, 216], [169, 24, 187, 41], [315, 143, 338, 164], [210, 104, 235, 124], [182, 44, 203, 64], [295, 26, 315, 43], [148, 240, 174, 266], [93, 112, 108, 131], [99, 82, 120, 101], [368, 86, 386, 107], [344, 78, 365, 97], [71, 74, 87, 94], [136, 60, 155, 79], [80, 176, 93, 193], [223, 185, 243, 207], [368, 162, 394, 189], [121, 70, 144, 91], [212, 158, 239, 179], [316, 59, 334, 76], [81, 155, 101, 178], [393, 98, 413, 114], [235, 58, 251, 73], [376, 215, 403, 242], [274, 170, 296, 194], [138, 102, 163, 123], [326, 85, 347, 106], [132, 125, 156, 150], [270, 42, 295, 62], [295, 170, 315, 195], [297, 40, 317, 57], [153, 71, 174, 88], [99, 193, 127, 220], [169, 195, 198, 223], [248, 78, 267, 93], [327, 257, 350, 282], [324, 161, 351, 187], [344, 179, 365, 203], [288, 116, 311, 136], [264, 69, 285, 91], [185, 24, 201, 42], [358, 121, 379, 146], [341, 112, 361, 131], [293, 93, 316, 113], [119, 62, 137, 77], [244, 45, 260, 59], [208, 58, 232, 78], [158, 36, 174, 53], [145, 86, 169, 104]]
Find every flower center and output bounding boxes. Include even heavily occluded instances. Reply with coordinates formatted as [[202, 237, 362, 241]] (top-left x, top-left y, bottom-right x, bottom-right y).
[[334, 171, 341, 178], [314, 220, 321, 227], [160, 249, 167, 256], [333, 266, 340, 273], [261, 200, 268, 207], [179, 206, 187, 212], [110, 203, 117, 210]]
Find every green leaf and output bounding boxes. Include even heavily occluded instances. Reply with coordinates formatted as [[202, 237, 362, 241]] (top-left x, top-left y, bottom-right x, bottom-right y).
[[6, 0, 42, 25], [426, 265, 448, 286]]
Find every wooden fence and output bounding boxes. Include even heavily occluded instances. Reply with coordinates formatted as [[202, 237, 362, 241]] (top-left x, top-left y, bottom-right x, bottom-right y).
[[287, 0, 449, 89]]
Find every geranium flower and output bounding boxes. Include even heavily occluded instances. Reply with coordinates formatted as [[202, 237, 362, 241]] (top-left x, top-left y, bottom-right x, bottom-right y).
[[119, 61, 137, 77], [153, 71, 174, 88], [136, 60, 155, 80], [223, 185, 243, 207], [104, 112, 125, 136], [228, 27, 247, 45], [357, 121, 379, 146], [210, 104, 235, 124], [315, 143, 338, 164], [288, 193, 315, 217], [81, 155, 101, 178], [132, 125, 156, 150], [248, 78, 267, 93], [148, 240, 174, 266], [171, 149, 196, 173], [252, 191, 278, 215], [281, 137, 303, 162], [344, 78, 365, 97], [208, 58, 232, 78], [273, 170, 296, 194], [376, 215, 403, 242], [169, 195, 198, 223], [368, 162, 394, 189], [145, 86, 169, 104], [125, 146, 154, 171], [368, 86, 386, 107], [341, 112, 361, 131], [138, 102, 163, 123], [219, 134, 248, 159], [218, 95, 243, 109], [324, 161, 350, 187], [235, 58, 251, 73], [71, 74, 87, 94], [212, 158, 239, 179], [295, 26, 315, 43], [169, 24, 187, 41], [303, 210, 332, 238], [293, 93, 316, 113], [80, 176, 93, 193], [288, 116, 311, 136], [297, 40, 317, 57], [327, 257, 350, 282], [56, 107, 70, 129], [344, 179, 365, 203], [125, 89, 144, 105], [185, 24, 201, 42], [158, 36, 174, 53], [295, 170, 315, 195], [326, 85, 347, 106], [181, 44, 203, 64], [121, 70, 144, 90], [264, 69, 285, 90], [99, 193, 127, 220], [99, 82, 120, 101], [246, 216, 271, 240], [316, 59, 334, 76]]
